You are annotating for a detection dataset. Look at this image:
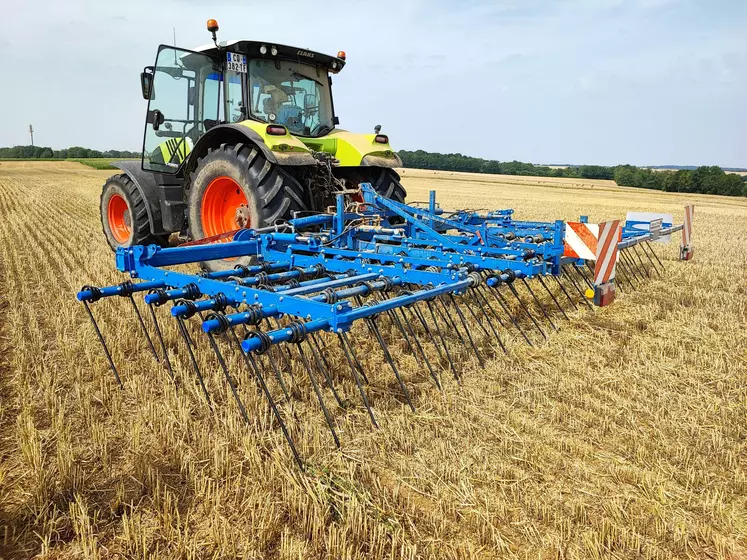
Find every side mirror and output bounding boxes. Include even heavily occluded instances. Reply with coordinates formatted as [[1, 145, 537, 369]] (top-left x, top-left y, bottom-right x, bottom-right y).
[[141, 68, 154, 100], [304, 94, 318, 111]]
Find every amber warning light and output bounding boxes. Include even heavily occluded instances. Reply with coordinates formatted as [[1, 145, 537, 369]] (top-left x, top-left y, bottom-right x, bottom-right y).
[[337, 51, 346, 61], [207, 19, 219, 33]]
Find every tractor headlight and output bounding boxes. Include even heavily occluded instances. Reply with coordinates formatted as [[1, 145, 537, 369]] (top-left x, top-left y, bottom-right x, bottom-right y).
[[331, 61, 338, 69], [260, 44, 268, 55], [268, 113, 276, 122], [270, 46, 278, 56]]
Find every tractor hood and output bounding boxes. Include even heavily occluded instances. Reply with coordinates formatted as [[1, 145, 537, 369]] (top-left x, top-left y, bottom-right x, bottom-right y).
[[237, 121, 402, 168]]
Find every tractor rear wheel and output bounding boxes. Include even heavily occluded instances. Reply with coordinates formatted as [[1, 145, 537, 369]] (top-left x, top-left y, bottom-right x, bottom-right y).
[[368, 167, 407, 203], [100, 174, 163, 250], [187, 143, 307, 272]]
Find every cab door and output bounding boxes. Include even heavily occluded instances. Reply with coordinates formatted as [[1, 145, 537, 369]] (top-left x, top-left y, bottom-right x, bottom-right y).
[[142, 46, 220, 174]]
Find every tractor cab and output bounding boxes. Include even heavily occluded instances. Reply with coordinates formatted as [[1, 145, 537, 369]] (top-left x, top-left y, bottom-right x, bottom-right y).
[[141, 38, 345, 174]]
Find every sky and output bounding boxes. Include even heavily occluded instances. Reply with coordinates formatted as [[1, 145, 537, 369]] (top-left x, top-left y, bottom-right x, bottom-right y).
[[1, 0, 745, 167]]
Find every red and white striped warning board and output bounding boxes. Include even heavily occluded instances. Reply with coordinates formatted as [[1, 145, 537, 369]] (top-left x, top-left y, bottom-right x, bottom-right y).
[[682, 204, 694, 247], [593, 220, 620, 285], [563, 222, 599, 260]]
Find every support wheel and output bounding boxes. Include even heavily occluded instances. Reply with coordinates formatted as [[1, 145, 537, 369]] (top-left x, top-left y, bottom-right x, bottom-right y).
[[187, 143, 307, 272], [100, 174, 161, 250]]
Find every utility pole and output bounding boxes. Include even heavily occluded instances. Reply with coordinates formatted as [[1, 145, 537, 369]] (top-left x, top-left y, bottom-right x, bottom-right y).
[[29, 124, 34, 147]]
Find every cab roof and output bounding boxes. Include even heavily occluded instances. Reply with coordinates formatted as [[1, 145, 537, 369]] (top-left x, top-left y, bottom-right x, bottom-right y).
[[193, 40, 346, 73]]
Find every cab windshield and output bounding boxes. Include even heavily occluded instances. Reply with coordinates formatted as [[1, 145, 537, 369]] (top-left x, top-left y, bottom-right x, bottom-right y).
[[249, 59, 334, 137]]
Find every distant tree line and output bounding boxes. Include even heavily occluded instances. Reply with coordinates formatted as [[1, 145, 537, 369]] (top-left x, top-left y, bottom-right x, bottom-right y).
[[0, 145, 139, 159], [398, 150, 747, 197]]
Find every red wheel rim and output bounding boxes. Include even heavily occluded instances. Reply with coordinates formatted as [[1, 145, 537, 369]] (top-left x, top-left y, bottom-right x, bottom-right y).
[[201, 176, 249, 237], [107, 193, 131, 244]]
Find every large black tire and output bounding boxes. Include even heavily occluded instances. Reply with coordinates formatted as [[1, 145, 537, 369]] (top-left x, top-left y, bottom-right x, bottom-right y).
[[187, 143, 307, 272], [100, 174, 162, 250], [366, 167, 407, 203]]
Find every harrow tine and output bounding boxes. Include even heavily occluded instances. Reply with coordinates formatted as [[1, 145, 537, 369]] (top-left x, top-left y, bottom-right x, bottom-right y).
[[82, 301, 123, 388], [632, 244, 651, 279], [552, 274, 577, 311], [620, 249, 643, 284], [242, 346, 304, 469], [645, 241, 665, 271], [176, 317, 212, 408], [409, 300, 445, 362], [127, 295, 160, 363], [521, 278, 557, 331], [423, 299, 461, 381], [342, 330, 369, 384], [491, 287, 534, 346], [435, 296, 467, 348], [475, 284, 506, 329], [538, 276, 569, 320], [296, 342, 341, 448], [376, 292, 423, 369], [612, 251, 634, 290], [462, 291, 507, 355], [147, 303, 175, 382], [306, 337, 344, 409], [639, 242, 661, 276], [561, 265, 593, 309], [339, 332, 378, 427], [448, 294, 486, 367], [369, 316, 416, 412], [572, 263, 594, 291], [507, 283, 547, 340], [206, 332, 250, 424], [397, 306, 442, 389], [310, 332, 333, 374]]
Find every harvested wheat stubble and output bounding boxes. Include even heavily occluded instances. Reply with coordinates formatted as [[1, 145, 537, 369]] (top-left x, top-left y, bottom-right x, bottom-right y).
[[0, 161, 746, 559]]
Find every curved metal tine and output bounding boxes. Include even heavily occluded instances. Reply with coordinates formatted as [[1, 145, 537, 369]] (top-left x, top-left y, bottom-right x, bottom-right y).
[[538, 276, 569, 320], [368, 316, 416, 412], [561, 265, 593, 309], [645, 241, 665, 270], [475, 284, 506, 329], [396, 306, 442, 390], [374, 292, 422, 368], [424, 300, 461, 381], [206, 332, 249, 424], [462, 291, 507, 355], [176, 317, 212, 408], [572, 263, 594, 291], [408, 295, 445, 362], [339, 332, 379, 427], [82, 301, 123, 388], [552, 274, 577, 311], [305, 336, 344, 409], [632, 244, 651, 278], [340, 327, 369, 384], [612, 252, 636, 291], [507, 282, 547, 340], [639, 241, 661, 276], [296, 342, 340, 448], [127, 295, 160, 362], [147, 303, 175, 382], [620, 249, 642, 283], [243, 350, 304, 470], [447, 294, 485, 368], [521, 278, 557, 331], [435, 296, 467, 347], [309, 331, 333, 373], [492, 288, 534, 346]]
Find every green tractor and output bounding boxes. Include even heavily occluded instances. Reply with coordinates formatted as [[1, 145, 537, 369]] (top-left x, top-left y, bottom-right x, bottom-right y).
[[101, 19, 406, 271]]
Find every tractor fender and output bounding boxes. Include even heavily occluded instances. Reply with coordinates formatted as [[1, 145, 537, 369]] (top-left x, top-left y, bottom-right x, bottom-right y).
[[185, 124, 316, 177], [111, 160, 167, 236]]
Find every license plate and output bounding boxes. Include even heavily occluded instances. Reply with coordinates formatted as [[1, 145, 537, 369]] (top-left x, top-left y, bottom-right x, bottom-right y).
[[226, 52, 247, 73]]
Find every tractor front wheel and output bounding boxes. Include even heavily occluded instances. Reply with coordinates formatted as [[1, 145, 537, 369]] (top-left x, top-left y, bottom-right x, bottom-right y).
[[100, 174, 162, 250], [187, 143, 307, 272]]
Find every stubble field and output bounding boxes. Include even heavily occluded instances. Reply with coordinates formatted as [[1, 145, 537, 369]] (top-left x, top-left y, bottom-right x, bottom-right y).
[[0, 161, 746, 559]]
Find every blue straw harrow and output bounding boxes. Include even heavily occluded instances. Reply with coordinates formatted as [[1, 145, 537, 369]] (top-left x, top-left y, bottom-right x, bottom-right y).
[[78, 184, 693, 468]]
